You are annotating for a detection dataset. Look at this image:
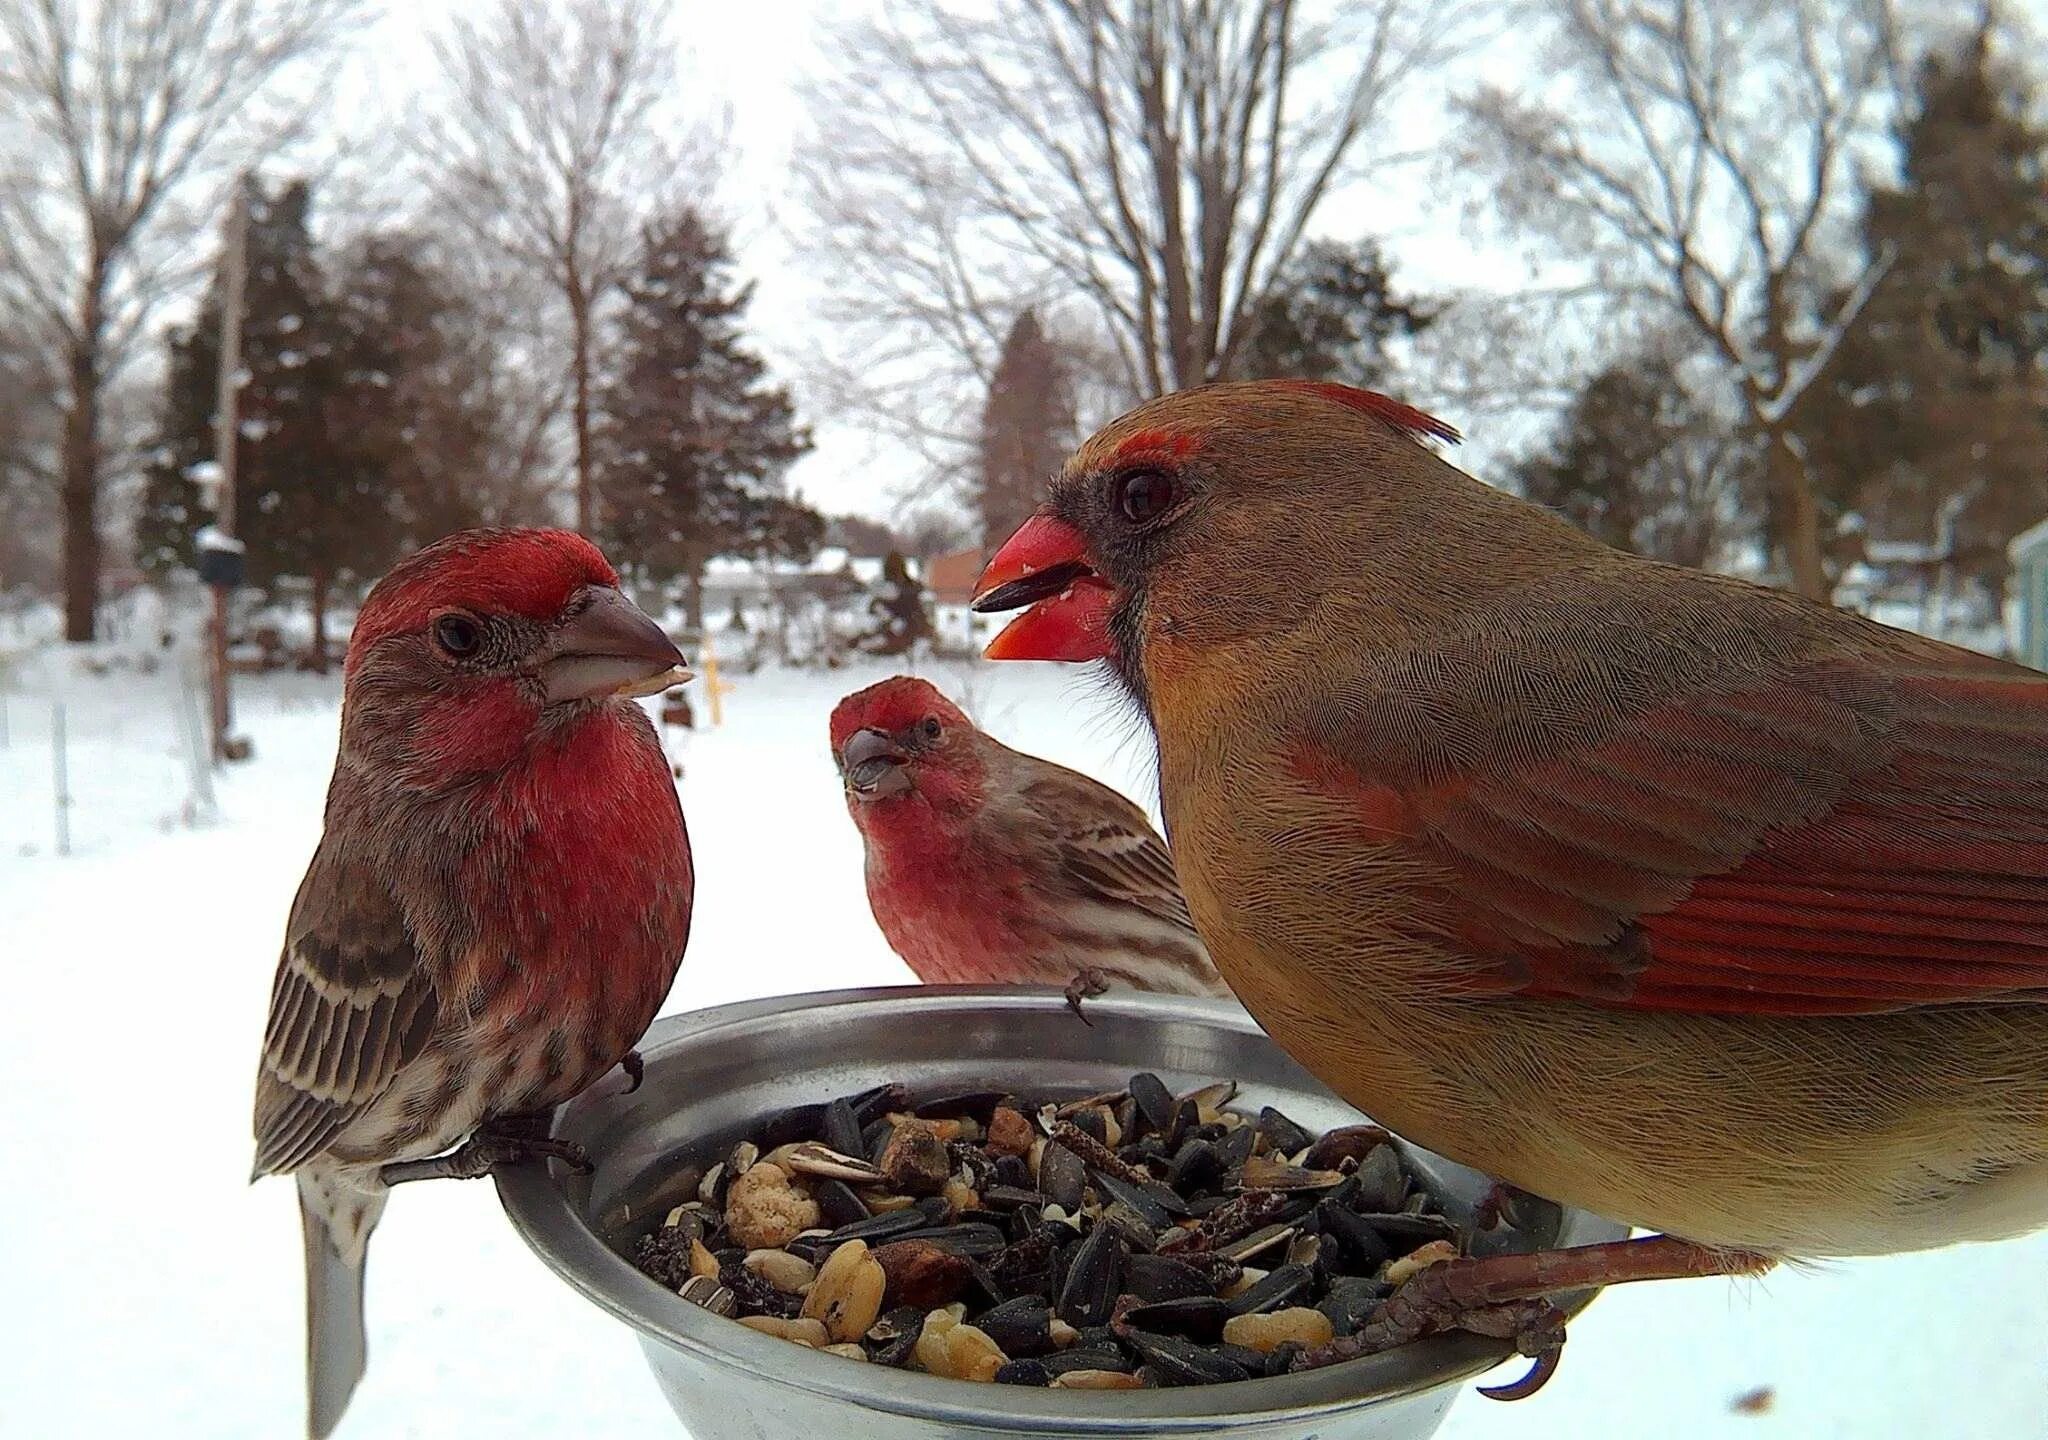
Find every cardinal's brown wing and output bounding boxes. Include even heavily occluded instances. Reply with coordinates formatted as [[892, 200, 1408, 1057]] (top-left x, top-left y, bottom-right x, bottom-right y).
[[1295, 587, 2048, 1016]]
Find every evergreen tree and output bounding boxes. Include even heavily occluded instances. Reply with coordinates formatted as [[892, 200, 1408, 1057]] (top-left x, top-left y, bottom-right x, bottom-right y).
[[141, 178, 336, 589], [1513, 353, 1754, 569], [138, 183, 529, 667], [860, 550, 934, 655], [1795, 25, 2048, 605], [979, 310, 1073, 551], [597, 206, 818, 626], [1232, 239, 1437, 385], [330, 235, 508, 547]]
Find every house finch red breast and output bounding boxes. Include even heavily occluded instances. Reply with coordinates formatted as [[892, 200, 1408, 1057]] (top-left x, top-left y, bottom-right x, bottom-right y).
[[971, 380, 2048, 1394], [830, 675, 1228, 1011], [250, 528, 694, 1438]]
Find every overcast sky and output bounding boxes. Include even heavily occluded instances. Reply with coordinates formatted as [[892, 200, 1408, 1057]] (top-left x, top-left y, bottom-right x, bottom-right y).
[[322, 0, 2044, 528], [313, 0, 1541, 525]]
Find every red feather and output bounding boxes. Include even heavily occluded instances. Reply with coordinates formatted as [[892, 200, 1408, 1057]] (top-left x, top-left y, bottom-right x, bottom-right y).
[[1273, 381, 1462, 446], [1298, 663, 2048, 1016], [349, 528, 616, 660]]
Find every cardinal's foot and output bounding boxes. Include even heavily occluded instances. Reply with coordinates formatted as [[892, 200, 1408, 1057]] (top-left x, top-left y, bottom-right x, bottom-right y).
[[619, 1048, 645, 1095], [1063, 967, 1113, 1023], [1290, 1235, 1774, 1400], [379, 1126, 594, 1187], [1290, 1285, 1565, 1398]]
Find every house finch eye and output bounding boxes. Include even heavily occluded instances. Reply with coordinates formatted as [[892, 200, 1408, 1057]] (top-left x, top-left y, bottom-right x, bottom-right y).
[[433, 613, 482, 657], [1116, 468, 1177, 524], [921, 716, 942, 740]]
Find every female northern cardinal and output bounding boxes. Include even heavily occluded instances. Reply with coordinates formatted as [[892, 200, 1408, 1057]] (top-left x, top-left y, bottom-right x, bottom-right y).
[[250, 528, 694, 1437], [971, 380, 2048, 1394], [830, 675, 1228, 1010]]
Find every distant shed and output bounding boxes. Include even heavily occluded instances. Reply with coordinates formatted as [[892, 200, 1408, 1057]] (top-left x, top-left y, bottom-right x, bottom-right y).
[[2009, 516, 2048, 671], [924, 547, 991, 606]]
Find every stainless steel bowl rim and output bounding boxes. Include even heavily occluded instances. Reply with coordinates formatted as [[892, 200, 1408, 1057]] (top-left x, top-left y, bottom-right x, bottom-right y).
[[496, 986, 1624, 1432]]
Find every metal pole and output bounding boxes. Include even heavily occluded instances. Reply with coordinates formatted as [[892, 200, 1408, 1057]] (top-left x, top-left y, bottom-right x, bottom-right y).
[[179, 670, 217, 819], [52, 701, 70, 857], [209, 177, 250, 766]]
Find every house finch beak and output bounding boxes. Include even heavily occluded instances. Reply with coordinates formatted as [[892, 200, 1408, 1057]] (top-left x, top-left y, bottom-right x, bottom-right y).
[[829, 675, 1228, 1012], [972, 380, 2048, 1396], [250, 528, 694, 1438]]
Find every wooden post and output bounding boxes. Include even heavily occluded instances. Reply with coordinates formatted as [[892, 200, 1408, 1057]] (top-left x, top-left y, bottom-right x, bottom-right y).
[[208, 179, 250, 765], [700, 629, 728, 728]]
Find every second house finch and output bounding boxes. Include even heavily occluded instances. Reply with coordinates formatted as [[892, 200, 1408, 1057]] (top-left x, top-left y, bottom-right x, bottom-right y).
[[250, 528, 695, 1438], [971, 381, 2048, 1394], [830, 675, 1228, 1010]]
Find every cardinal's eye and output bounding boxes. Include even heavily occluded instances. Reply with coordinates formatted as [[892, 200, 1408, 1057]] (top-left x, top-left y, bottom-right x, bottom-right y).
[[920, 717, 942, 741], [1116, 468, 1177, 524], [433, 613, 482, 658]]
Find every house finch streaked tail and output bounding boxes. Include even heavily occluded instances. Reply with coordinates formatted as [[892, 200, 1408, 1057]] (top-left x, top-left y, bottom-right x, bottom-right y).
[[830, 675, 1228, 1010], [251, 528, 695, 1438], [971, 380, 2048, 1394]]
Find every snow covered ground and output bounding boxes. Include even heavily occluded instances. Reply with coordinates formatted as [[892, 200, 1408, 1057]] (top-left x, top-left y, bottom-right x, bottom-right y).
[[0, 647, 2043, 1439]]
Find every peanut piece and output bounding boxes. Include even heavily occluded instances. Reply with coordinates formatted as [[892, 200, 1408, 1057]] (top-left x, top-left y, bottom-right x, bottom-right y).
[[1222, 1307, 1335, 1354], [801, 1239, 887, 1343]]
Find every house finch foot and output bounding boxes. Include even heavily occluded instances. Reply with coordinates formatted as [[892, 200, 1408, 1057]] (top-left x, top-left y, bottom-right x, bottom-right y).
[[619, 1049, 646, 1094], [378, 1124, 593, 1186], [1064, 967, 1112, 1022], [1291, 1235, 1773, 1398]]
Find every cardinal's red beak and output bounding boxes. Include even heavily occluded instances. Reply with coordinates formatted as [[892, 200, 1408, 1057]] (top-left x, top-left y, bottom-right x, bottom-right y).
[[970, 513, 1116, 662]]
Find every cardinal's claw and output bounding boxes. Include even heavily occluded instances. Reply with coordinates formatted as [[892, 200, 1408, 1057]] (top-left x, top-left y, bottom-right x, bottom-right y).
[[1290, 1235, 1771, 1400], [1290, 1281, 1569, 1399], [619, 1048, 645, 1095], [1475, 1180, 1559, 1234], [1063, 967, 1113, 1024], [1479, 1341, 1562, 1402]]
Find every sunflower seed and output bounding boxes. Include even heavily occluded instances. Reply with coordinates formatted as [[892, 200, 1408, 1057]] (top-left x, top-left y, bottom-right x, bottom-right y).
[[1128, 1072, 1177, 1135]]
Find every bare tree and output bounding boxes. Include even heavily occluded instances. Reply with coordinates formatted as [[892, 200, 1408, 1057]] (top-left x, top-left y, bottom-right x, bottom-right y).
[[0, 0, 366, 639], [801, 0, 1474, 474], [1460, 0, 1904, 600], [418, 0, 707, 533]]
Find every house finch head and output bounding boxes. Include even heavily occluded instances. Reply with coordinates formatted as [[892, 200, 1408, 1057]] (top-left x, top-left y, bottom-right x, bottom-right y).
[[250, 528, 694, 1438], [830, 675, 1227, 1007], [971, 380, 2048, 1390]]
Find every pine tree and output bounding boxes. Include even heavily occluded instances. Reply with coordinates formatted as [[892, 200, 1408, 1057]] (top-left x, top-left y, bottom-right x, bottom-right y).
[[137, 178, 406, 669], [1513, 353, 1754, 569], [860, 550, 934, 655], [1795, 25, 2048, 606], [597, 206, 818, 627], [330, 235, 509, 547], [979, 311, 1073, 552], [1232, 239, 1437, 386]]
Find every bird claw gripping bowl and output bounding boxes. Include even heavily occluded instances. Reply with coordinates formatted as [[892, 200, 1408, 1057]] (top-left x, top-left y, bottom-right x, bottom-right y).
[[496, 986, 1627, 1440]]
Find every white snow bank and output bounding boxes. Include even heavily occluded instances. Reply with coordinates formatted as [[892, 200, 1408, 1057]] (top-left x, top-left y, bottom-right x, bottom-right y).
[[0, 653, 2041, 1439]]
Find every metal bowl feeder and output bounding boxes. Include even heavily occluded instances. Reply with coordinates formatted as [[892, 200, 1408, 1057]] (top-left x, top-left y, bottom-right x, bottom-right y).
[[496, 986, 1627, 1440]]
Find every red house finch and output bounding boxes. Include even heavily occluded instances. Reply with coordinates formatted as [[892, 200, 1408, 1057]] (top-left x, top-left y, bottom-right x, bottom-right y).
[[972, 381, 2048, 1394], [830, 675, 1227, 1010], [250, 528, 694, 1437]]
